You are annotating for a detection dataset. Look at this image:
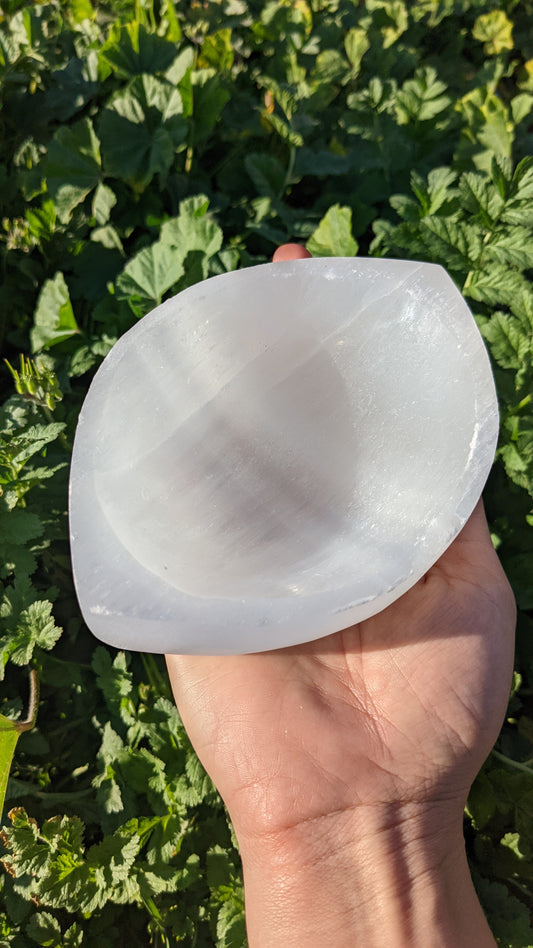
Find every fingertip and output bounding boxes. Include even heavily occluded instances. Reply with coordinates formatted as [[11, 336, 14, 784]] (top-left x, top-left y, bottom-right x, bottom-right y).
[[272, 243, 312, 262]]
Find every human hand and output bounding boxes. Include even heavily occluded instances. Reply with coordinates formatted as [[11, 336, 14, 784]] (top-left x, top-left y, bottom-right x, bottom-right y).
[[166, 244, 516, 947]]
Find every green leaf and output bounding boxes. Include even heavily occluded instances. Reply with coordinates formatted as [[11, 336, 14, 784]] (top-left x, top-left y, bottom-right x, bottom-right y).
[[465, 265, 529, 308], [395, 66, 451, 124], [0, 506, 43, 579], [197, 28, 234, 72], [306, 204, 358, 257], [92, 648, 134, 724], [472, 10, 514, 56], [419, 217, 482, 272], [0, 670, 38, 819], [115, 241, 184, 315], [409, 166, 457, 217], [457, 88, 513, 167], [473, 873, 533, 946], [344, 27, 369, 77], [482, 313, 531, 370], [190, 70, 231, 144], [160, 195, 223, 259], [99, 21, 178, 79], [92, 182, 117, 226], [25, 911, 61, 946], [0, 715, 20, 821], [44, 118, 101, 223], [31, 273, 80, 352], [26, 200, 56, 245], [0, 580, 62, 678], [99, 74, 187, 191], [458, 172, 503, 228], [310, 49, 347, 87], [216, 895, 246, 948], [511, 93, 533, 126], [68, 0, 95, 24], [486, 228, 533, 270], [244, 153, 286, 201]]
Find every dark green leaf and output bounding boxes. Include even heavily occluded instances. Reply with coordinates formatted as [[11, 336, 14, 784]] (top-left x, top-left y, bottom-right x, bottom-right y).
[[99, 21, 178, 79], [99, 75, 187, 190], [44, 118, 101, 222]]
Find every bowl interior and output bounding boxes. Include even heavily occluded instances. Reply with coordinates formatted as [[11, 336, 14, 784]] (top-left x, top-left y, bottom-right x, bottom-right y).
[[86, 259, 493, 603]]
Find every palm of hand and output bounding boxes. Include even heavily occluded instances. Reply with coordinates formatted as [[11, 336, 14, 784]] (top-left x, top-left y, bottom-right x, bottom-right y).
[[167, 503, 515, 839]]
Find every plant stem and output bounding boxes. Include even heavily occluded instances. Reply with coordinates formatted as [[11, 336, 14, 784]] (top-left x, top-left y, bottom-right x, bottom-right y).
[[491, 748, 533, 776]]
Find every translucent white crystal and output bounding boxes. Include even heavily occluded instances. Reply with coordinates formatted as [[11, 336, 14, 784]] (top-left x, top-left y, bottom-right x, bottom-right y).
[[69, 257, 499, 654]]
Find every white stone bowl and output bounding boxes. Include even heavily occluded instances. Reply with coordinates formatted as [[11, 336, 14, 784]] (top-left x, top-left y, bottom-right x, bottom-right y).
[[69, 257, 498, 654]]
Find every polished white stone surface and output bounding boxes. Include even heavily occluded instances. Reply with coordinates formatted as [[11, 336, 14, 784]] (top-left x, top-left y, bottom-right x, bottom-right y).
[[69, 257, 499, 654]]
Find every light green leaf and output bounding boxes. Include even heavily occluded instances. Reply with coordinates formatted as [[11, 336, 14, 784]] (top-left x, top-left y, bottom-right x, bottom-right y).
[[472, 10, 513, 56], [67, 0, 95, 24], [198, 28, 234, 72], [92, 182, 117, 226], [512, 93, 533, 126], [1, 585, 62, 676], [306, 204, 358, 257], [0, 715, 20, 821], [115, 241, 184, 315], [44, 118, 101, 222], [0, 671, 38, 819], [216, 895, 246, 948], [395, 66, 450, 124], [481, 313, 531, 369], [31, 273, 79, 353], [344, 27, 369, 76], [26, 200, 56, 244], [159, 195, 223, 289]]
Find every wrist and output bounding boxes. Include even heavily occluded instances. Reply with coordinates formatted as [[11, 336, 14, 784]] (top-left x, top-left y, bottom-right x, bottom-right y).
[[233, 802, 495, 948]]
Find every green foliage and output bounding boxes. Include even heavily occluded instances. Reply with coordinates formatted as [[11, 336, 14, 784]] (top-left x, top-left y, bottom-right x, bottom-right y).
[[0, 0, 532, 944]]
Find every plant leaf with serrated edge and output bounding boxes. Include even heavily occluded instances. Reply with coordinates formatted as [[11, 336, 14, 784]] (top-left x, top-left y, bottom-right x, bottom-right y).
[[458, 172, 503, 227], [99, 21, 178, 79], [31, 273, 80, 352], [99, 74, 187, 191], [160, 195, 223, 261], [92, 182, 117, 226], [44, 118, 101, 223], [25, 910, 61, 945], [216, 893, 246, 948], [306, 204, 358, 257], [0, 581, 62, 678], [482, 313, 531, 370], [115, 241, 184, 314]]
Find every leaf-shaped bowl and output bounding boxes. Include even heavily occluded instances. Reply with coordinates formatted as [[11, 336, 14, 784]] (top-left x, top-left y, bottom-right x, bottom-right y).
[[69, 257, 498, 654]]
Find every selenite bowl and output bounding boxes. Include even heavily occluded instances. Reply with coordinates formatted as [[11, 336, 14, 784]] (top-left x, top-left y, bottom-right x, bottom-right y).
[[69, 257, 498, 654]]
